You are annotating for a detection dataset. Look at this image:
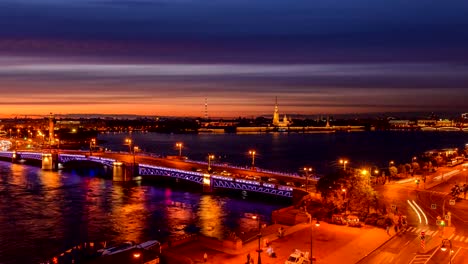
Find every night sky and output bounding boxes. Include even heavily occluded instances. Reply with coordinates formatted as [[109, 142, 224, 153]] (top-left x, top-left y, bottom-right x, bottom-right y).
[[1, 0, 467, 117]]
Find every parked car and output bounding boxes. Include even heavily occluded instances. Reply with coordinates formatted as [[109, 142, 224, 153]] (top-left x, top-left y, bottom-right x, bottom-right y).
[[285, 249, 310, 264], [347, 215, 362, 227], [331, 214, 346, 225]]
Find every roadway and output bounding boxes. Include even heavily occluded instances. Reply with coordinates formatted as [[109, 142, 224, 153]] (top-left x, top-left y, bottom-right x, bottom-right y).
[[359, 164, 468, 263], [89, 151, 312, 187]]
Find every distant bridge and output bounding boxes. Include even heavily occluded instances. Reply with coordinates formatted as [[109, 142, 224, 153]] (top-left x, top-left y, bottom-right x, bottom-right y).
[[0, 150, 294, 198]]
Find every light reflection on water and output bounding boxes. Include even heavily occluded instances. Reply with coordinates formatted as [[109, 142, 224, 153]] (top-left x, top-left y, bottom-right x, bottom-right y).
[[0, 161, 284, 264]]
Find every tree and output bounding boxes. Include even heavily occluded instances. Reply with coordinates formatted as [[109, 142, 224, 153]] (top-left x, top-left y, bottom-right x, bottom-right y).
[[411, 162, 420, 173], [317, 169, 379, 214], [389, 166, 398, 178]]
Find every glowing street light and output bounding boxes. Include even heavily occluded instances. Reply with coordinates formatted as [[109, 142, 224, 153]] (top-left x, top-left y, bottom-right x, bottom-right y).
[[342, 188, 348, 213], [176, 142, 183, 157], [249, 150, 256, 170], [125, 138, 133, 153], [339, 159, 348, 171], [89, 138, 96, 156], [310, 220, 320, 263], [251, 214, 263, 264], [361, 169, 370, 185], [440, 239, 453, 264], [304, 167, 313, 192], [207, 154, 215, 172]]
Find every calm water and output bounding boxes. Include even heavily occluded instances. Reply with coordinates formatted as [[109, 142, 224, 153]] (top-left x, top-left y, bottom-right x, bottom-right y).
[[99, 131, 468, 174], [1, 131, 468, 263], [0, 163, 282, 264]]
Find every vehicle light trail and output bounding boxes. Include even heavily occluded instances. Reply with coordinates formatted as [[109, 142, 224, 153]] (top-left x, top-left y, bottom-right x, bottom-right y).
[[411, 200, 428, 225], [407, 200, 422, 224]]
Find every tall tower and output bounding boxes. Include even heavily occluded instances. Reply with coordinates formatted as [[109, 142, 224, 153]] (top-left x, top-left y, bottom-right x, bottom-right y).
[[48, 113, 55, 145], [272, 97, 280, 126], [204, 98, 208, 120]]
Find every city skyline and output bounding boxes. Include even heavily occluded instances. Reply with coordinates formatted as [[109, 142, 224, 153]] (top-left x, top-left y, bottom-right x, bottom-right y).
[[1, 0, 467, 117]]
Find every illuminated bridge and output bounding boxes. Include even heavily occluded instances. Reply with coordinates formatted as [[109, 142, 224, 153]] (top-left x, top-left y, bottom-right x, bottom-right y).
[[0, 150, 294, 198]]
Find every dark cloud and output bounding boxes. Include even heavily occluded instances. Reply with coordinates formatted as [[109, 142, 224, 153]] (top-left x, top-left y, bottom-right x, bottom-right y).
[[0, 1, 466, 116]]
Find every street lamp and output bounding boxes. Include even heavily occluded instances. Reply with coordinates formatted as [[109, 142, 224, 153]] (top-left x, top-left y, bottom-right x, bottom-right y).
[[303, 167, 313, 192], [310, 220, 320, 263], [251, 214, 263, 264], [125, 138, 133, 153], [339, 159, 348, 171], [361, 169, 369, 185], [176, 142, 183, 157], [463, 167, 467, 184], [440, 239, 453, 264], [249, 150, 256, 170], [133, 146, 139, 165], [90, 138, 96, 156], [207, 154, 215, 172], [342, 188, 348, 213]]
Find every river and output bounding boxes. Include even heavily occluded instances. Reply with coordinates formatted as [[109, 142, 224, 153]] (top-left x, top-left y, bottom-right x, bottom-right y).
[[1, 131, 467, 263]]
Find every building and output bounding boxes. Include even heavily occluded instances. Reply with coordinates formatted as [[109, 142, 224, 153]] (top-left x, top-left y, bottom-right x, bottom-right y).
[[272, 97, 291, 127]]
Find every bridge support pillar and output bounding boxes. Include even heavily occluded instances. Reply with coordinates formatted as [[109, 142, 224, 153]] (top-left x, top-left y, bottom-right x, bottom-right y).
[[42, 153, 53, 170], [12, 151, 18, 163], [202, 174, 212, 193], [113, 161, 135, 181], [42, 153, 59, 171]]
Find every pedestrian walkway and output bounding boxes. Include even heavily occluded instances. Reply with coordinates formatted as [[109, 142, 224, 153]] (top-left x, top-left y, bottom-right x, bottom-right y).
[[404, 226, 462, 243], [409, 254, 432, 264]]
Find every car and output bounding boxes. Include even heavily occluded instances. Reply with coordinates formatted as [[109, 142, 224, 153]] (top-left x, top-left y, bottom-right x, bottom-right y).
[[331, 214, 346, 225], [285, 249, 310, 264], [268, 178, 278, 183], [347, 215, 362, 227]]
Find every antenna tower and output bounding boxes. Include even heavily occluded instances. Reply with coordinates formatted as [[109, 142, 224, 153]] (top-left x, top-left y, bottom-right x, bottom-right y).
[[204, 98, 208, 120]]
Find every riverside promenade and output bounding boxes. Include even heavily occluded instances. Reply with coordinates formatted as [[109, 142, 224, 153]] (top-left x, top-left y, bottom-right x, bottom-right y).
[[164, 221, 394, 264]]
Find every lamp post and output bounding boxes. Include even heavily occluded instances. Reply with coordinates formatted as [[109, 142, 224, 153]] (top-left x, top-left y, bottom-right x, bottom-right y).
[[304, 167, 313, 192], [342, 188, 348, 213], [90, 138, 96, 156], [133, 146, 139, 165], [176, 142, 183, 157], [207, 154, 215, 172], [252, 215, 263, 264], [440, 239, 453, 264], [249, 150, 256, 170], [125, 138, 133, 153], [463, 167, 467, 184], [361, 169, 369, 185], [373, 169, 379, 185], [310, 220, 320, 263], [339, 159, 348, 171]]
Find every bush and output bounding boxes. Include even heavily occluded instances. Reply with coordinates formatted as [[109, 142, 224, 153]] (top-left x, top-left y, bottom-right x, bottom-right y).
[[376, 218, 387, 228]]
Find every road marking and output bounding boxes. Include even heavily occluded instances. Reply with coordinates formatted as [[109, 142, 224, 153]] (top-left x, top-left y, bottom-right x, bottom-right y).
[[454, 235, 460, 241], [409, 254, 433, 264], [426, 230, 433, 236], [451, 247, 462, 262], [465, 237, 468, 243], [449, 233, 455, 240], [432, 230, 438, 237], [409, 227, 416, 232]]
